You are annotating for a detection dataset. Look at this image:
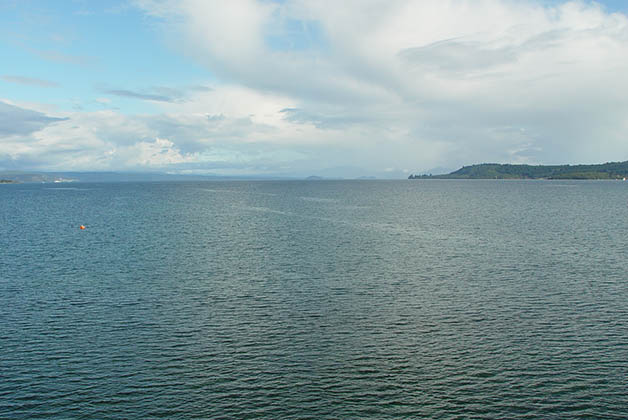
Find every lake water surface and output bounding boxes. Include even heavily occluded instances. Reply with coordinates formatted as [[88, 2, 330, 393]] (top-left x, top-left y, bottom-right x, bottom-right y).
[[1, 180, 628, 419]]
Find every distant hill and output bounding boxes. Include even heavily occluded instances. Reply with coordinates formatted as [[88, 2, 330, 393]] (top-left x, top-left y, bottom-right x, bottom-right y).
[[0, 171, 290, 183], [0, 172, 79, 183], [0, 171, 202, 183], [409, 161, 628, 180]]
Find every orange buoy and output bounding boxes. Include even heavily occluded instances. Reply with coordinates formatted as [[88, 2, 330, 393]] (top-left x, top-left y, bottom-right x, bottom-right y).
[[79, 225, 86, 230]]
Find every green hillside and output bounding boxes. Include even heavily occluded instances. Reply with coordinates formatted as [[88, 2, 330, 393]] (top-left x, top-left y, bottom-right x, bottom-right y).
[[409, 161, 628, 180]]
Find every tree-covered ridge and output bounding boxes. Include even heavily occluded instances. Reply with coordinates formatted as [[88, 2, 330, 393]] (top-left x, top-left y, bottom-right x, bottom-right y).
[[409, 161, 628, 179]]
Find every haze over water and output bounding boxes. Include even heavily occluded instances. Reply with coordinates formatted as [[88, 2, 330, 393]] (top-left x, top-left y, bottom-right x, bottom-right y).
[[2, 180, 628, 419]]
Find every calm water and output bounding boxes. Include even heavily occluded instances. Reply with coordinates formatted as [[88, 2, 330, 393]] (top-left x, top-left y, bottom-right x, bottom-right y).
[[1, 180, 628, 419]]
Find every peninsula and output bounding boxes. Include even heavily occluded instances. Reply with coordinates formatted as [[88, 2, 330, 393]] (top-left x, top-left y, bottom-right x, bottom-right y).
[[409, 161, 628, 180]]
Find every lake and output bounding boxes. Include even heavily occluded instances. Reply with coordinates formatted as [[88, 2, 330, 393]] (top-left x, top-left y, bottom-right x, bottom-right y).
[[1, 180, 628, 419]]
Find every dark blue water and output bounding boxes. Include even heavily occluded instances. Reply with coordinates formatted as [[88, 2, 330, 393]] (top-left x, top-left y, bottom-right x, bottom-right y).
[[2, 180, 628, 419]]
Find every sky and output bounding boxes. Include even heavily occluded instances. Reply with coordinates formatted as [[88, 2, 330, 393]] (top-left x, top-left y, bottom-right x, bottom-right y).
[[1, 0, 628, 178]]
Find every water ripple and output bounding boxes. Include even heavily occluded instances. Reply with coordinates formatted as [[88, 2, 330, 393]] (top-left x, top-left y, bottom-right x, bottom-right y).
[[1, 180, 628, 419]]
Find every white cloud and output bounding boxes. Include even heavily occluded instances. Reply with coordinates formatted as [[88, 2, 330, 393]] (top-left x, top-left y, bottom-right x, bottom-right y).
[[3, 1, 628, 175], [118, 137, 191, 167], [131, 0, 628, 170]]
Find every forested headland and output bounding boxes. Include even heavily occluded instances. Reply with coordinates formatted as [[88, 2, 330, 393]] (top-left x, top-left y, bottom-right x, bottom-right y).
[[409, 161, 628, 180]]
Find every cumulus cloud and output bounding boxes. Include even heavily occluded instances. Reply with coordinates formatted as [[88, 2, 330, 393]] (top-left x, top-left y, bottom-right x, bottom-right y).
[[132, 0, 628, 172], [3, 1, 628, 175], [0, 92, 314, 173]]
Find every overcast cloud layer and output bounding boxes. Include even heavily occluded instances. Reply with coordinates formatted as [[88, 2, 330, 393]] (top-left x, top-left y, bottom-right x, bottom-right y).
[[2, 0, 628, 176]]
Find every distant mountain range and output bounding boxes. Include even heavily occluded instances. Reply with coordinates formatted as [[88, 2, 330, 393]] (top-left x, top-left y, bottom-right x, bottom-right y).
[[0, 171, 378, 183], [5, 162, 627, 183], [0, 171, 254, 183], [409, 161, 628, 180]]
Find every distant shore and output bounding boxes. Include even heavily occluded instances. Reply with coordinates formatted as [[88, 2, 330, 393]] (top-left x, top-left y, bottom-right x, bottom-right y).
[[409, 161, 628, 180]]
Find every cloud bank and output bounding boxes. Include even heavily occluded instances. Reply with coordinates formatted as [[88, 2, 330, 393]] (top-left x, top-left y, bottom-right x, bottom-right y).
[[2, 0, 628, 176], [0, 101, 67, 137]]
